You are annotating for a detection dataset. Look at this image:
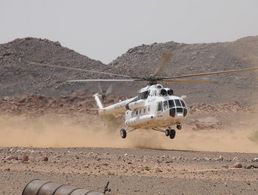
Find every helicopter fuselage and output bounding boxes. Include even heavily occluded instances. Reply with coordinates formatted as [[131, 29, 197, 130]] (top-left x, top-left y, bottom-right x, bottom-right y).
[[124, 95, 187, 129], [94, 84, 188, 131]]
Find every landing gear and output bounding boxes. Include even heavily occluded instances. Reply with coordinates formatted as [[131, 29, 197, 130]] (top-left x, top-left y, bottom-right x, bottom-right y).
[[165, 129, 170, 136], [176, 123, 182, 130], [120, 128, 127, 139], [169, 129, 176, 139], [164, 128, 176, 139]]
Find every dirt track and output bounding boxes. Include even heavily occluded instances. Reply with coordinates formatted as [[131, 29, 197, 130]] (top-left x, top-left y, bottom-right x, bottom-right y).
[[1, 147, 258, 195]]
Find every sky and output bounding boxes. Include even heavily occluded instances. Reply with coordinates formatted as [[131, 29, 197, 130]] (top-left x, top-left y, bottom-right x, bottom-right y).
[[1, 0, 258, 63]]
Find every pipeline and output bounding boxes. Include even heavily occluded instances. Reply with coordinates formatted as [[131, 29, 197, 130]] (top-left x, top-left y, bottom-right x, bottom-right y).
[[22, 179, 107, 195]]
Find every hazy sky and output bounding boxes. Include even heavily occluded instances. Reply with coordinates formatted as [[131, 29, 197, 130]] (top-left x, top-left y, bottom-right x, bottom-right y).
[[1, 0, 258, 63]]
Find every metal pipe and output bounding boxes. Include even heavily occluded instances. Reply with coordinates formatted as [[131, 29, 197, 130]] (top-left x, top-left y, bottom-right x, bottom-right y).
[[22, 179, 105, 195]]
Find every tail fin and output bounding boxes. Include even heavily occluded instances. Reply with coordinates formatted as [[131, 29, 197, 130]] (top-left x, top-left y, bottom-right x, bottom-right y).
[[93, 93, 104, 109]]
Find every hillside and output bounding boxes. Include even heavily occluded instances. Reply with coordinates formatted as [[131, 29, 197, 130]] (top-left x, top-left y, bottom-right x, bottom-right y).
[[0, 36, 258, 104], [108, 36, 258, 104], [0, 38, 106, 96]]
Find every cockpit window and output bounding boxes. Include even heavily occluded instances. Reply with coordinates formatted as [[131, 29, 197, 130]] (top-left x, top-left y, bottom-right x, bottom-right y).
[[169, 100, 175, 108], [180, 100, 186, 107], [175, 99, 181, 107]]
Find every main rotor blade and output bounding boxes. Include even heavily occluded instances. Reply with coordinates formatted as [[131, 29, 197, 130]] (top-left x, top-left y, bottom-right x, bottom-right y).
[[66, 79, 137, 82], [152, 52, 173, 77], [163, 79, 217, 84], [29, 61, 133, 78], [163, 66, 258, 79]]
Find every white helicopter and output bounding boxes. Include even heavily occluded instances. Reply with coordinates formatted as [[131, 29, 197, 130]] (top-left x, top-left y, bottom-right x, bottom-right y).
[[30, 53, 258, 140], [92, 83, 186, 139]]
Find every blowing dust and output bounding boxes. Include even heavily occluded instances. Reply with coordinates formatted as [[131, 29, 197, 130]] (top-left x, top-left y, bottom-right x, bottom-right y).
[[0, 111, 258, 153], [0, 114, 125, 148]]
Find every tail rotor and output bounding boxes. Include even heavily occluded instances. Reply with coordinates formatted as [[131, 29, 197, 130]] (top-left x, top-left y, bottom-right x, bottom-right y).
[[98, 83, 113, 102]]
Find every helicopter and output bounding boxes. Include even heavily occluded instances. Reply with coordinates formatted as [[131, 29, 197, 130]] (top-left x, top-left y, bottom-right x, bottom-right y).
[[29, 53, 258, 140]]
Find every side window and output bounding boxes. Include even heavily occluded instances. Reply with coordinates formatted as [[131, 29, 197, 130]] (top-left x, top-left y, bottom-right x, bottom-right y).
[[163, 101, 168, 110], [144, 108, 146, 113], [136, 110, 138, 115], [157, 102, 162, 111], [148, 106, 150, 112], [169, 100, 175, 108]]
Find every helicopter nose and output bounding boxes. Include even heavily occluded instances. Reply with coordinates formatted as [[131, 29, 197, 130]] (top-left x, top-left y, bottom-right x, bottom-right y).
[[170, 108, 187, 117], [170, 108, 176, 117]]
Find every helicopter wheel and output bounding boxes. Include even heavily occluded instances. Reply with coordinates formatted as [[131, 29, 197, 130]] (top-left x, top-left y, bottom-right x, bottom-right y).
[[120, 128, 127, 139], [165, 129, 170, 137], [176, 123, 182, 130], [169, 129, 176, 139]]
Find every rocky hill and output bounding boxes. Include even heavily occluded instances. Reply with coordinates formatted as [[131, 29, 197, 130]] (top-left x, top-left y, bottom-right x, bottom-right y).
[[0, 36, 258, 105], [0, 38, 106, 96], [108, 36, 258, 105]]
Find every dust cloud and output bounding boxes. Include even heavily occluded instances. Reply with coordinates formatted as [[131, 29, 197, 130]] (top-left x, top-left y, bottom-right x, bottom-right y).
[[0, 112, 258, 153], [0, 114, 124, 148]]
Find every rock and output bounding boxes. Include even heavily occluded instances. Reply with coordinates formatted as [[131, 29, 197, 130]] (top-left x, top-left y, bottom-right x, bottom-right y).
[[204, 157, 211, 161], [222, 165, 229, 169], [233, 162, 242, 168], [21, 155, 29, 162], [43, 157, 48, 162], [245, 165, 253, 169], [245, 164, 258, 169], [252, 158, 258, 162], [154, 168, 163, 173], [5, 155, 18, 161], [214, 155, 223, 161]]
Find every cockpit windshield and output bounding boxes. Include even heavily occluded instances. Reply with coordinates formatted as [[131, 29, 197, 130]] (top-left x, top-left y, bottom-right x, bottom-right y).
[[168, 100, 175, 108], [168, 99, 187, 116], [157, 99, 187, 112], [175, 99, 181, 107], [169, 99, 186, 108], [180, 100, 186, 107]]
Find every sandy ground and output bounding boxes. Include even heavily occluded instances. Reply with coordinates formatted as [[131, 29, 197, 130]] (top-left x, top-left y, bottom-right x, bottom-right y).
[[0, 112, 258, 152], [0, 112, 258, 194], [1, 147, 258, 195]]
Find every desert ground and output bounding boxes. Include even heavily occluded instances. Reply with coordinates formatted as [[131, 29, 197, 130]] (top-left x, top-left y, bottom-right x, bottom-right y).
[[0, 108, 258, 195]]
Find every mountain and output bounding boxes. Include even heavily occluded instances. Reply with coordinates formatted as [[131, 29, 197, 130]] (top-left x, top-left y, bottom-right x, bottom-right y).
[[107, 36, 258, 105], [0, 36, 258, 105], [0, 37, 105, 96]]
